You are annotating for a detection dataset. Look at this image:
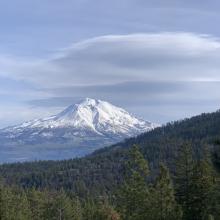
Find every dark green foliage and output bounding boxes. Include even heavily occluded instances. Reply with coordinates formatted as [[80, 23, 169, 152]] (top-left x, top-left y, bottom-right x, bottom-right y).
[[117, 145, 150, 220], [0, 184, 31, 220], [0, 185, 120, 220], [189, 159, 216, 220], [0, 143, 220, 219], [175, 144, 220, 219], [43, 190, 81, 220], [149, 164, 182, 220], [117, 146, 182, 220], [213, 141, 220, 172], [27, 188, 47, 220], [175, 143, 194, 219], [0, 111, 220, 219]]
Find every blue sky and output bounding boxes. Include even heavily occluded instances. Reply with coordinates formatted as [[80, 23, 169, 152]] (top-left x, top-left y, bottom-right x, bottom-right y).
[[1, 0, 220, 127]]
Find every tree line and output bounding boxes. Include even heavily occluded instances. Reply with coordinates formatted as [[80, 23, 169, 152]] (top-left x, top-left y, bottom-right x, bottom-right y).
[[0, 144, 219, 220]]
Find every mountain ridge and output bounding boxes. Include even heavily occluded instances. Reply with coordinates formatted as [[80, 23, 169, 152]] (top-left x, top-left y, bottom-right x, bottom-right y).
[[0, 98, 158, 163]]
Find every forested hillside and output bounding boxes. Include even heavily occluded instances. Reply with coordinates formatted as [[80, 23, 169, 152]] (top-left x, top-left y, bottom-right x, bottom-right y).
[[0, 144, 219, 220], [1, 110, 220, 196], [1, 111, 220, 219]]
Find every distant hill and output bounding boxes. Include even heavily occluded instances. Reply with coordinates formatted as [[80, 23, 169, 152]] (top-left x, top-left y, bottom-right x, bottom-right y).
[[1, 110, 220, 196]]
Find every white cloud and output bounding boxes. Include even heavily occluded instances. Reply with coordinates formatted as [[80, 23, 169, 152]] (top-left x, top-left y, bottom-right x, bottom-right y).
[[1, 32, 220, 126], [1, 32, 220, 88]]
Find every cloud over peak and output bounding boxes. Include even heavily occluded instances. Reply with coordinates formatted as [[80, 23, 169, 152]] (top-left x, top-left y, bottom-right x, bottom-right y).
[[1, 32, 220, 126]]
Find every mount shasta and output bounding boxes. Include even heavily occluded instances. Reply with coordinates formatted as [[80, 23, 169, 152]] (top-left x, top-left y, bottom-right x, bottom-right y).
[[0, 98, 158, 163]]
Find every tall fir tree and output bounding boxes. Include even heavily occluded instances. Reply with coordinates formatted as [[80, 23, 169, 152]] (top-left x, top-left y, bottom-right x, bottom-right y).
[[189, 158, 216, 220], [118, 145, 150, 220], [43, 190, 77, 220], [82, 198, 97, 220], [0, 182, 2, 219], [175, 143, 194, 220], [27, 188, 46, 220], [15, 189, 32, 220], [149, 164, 182, 220], [0, 185, 32, 220]]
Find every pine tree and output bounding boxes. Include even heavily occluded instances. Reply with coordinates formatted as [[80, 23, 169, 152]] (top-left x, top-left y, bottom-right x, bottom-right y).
[[72, 196, 83, 220], [15, 190, 32, 220], [27, 188, 46, 220], [44, 190, 76, 220], [118, 145, 150, 220], [0, 186, 18, 220], [0, 183, 3, 220], [175, 143, 194, 219], [189, 159, 216, 220], [212, 140, 220, 219], [0, 185, 32, 220], [82, 198, 97, 220], [149, 164, 182, 220]]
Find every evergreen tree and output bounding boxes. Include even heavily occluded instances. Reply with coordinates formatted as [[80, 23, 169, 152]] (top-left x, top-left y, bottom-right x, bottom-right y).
[[118, 145, 150, 220], [210, 182, 220, 220], [82, 198, 97, 220], [0, 183, 4, 220], [210, 141, 220, 219], [0, 185, 31, 220], [72, 196, 83, 220], [0, 186, 21, 220], [150, 164, 182, 220], [189, 159, 216, 220], [0, 182, 3, 219], [27, 188, 46, 220], [175, 143, 194, 219], [44, 190, 76, 220], [15, 189, 32, 220]]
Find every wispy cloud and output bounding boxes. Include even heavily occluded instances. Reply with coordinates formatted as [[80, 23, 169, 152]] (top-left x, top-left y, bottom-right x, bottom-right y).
[[1, 32, 220, 126], [2, 32, 220, 87]]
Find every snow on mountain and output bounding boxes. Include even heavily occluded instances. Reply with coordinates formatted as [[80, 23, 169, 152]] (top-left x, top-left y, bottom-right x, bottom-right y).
[[4, 98, 157, 136], [0, 98, 159, 163]]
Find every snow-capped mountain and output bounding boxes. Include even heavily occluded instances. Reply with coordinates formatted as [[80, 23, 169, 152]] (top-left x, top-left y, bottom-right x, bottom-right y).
[[0, 98, 159, 163]]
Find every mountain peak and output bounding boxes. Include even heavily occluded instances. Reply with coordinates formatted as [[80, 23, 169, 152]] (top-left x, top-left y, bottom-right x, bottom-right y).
[[77, 98, 114, 109], [0, 98, 159, 162], [6, 98, 158, 134], [58, 98, 104, 117], [80, 97, 99, 106]]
